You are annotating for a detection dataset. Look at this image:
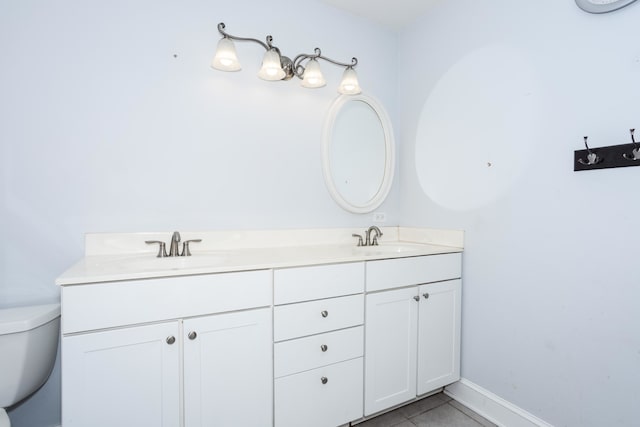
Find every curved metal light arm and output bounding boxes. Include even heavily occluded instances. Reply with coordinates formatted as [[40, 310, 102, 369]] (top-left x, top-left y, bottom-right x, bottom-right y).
[[217, 22, 271, 51], [292, 48, 358, 78], [215, 23, 359, 84]]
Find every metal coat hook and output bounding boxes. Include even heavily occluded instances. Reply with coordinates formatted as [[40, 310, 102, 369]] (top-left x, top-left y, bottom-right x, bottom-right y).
[[622, 128, 640, 161], [578, 136, 601, 165]]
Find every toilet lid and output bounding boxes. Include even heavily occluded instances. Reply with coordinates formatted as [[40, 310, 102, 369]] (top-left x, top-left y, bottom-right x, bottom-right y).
[[0, 303, 60, 335]]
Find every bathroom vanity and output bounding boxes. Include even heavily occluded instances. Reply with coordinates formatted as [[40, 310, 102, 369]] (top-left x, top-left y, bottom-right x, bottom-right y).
[[56, 227, 463, 427]]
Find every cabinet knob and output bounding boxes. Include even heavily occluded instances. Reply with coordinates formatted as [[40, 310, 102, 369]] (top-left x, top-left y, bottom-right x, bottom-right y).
[[321, 377, 328, 385], [320, 344, 328, 352], [321, 310, 329, 318], [413, 296, 420, 302], [423, 293, 430, 299], [166, 336, 176, 345], [188, 331, 197, 340]]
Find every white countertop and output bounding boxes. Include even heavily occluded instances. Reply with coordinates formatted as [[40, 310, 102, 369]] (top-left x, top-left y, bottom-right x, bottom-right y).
[[56, 227, 464, 286]]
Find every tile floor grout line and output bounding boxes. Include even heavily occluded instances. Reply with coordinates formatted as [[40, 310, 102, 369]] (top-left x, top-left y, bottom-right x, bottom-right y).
[[448, 399, 498, 427], [356, 392, 492, 427], [409, 399, 450, 420], [445, 401, 486, 427]]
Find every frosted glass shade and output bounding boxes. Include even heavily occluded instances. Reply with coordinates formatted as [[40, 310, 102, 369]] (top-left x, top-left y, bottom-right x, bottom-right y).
[[211, 38, 241, 71], [257, 49, 286, 81], [338, 67, 361, 95], [301, 59, 326, 88]]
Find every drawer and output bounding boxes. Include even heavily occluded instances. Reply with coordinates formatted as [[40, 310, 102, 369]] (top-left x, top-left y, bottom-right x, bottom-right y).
[[275, 357, 363, 427], [62, 270, 271, 334], [274, 326, 363, 378], [366, 253, 461, 292], [273, 294, 363, 342], [274, 262, 364, 304]]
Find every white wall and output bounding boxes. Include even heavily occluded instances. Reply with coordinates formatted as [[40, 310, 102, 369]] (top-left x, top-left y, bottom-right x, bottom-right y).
[[0, 1, 398, 426], [399, 1, 640, 426]]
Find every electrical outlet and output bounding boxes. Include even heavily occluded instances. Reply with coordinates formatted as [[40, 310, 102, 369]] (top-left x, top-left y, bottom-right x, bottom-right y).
[[372, 212, 386, 223]]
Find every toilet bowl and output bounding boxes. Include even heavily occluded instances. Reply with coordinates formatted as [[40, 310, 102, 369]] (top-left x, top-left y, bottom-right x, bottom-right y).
[[0, 303, 60, 427]]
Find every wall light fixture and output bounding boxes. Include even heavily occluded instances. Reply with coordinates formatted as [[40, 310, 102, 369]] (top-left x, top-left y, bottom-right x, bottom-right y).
[[211, 22, 361, 95]]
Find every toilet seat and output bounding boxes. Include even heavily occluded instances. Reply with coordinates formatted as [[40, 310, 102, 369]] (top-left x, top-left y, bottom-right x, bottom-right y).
[[0, 408, 10, 427]]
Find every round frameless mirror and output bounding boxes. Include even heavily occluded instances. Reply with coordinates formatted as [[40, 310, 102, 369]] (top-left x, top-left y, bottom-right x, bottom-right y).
[[322, 94, 395, 214]]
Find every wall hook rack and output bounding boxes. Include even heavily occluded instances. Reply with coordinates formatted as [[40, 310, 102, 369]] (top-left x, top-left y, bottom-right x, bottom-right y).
[[574, 128, 640, 171]]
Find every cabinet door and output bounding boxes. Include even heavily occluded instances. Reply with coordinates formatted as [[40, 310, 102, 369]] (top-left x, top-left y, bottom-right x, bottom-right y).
[[364, 287, 418, 416], [183, 308, 272, 427], [62, 322, 180, 427], [417, 279, 461, 395]]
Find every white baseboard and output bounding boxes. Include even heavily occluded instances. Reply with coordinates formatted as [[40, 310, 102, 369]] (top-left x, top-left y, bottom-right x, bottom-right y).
[[445, 378, 553, 427]]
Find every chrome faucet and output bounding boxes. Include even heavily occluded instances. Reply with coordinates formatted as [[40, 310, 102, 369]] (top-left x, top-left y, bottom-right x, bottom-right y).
[[169, 231, 181, 257], [365, 226, 383, 246]]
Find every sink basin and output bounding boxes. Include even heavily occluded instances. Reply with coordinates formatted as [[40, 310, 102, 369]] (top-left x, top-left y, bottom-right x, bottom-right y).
[[352, 242, 428, 256], [91, 253, 227, 272], [133, 254, 227, 270]]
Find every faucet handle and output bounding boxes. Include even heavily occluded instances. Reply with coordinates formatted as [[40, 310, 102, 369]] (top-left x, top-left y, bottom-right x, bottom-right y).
[[352, 234, 364, 247], [372, 235, 380, 246], [181, 239, 202, 256], [145, 240, 168, 258]]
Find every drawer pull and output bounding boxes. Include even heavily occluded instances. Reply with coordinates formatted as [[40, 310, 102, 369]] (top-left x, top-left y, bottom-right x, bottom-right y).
[[166, 336, 176, 345], [321, 310, 329, 318], [321, 376, 328, 385], [423, 292, 430, 299], [188, 331, 197, 340], [413, 296, 420, 302], [320, 344, 328, 352]]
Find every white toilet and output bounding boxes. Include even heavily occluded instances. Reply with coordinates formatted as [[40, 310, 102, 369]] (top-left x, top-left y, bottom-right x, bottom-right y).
[[0, 303, 60, 427]]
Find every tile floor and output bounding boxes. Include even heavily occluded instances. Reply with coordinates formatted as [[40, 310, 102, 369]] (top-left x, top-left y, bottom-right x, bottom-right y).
[[353, 392, 497, 427]]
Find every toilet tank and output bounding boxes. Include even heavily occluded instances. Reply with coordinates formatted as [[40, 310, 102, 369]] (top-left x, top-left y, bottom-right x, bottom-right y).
[[0, 303, 60, 407]]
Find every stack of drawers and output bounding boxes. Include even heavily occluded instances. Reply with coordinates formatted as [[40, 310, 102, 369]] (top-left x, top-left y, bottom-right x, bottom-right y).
[[273, 262, 365, 427]]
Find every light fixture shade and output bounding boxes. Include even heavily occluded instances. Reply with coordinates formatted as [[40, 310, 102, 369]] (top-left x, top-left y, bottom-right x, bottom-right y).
[[211, 37, 241, 71], [338, 67, 361, 95], [301, 59, 326, 88], [258, 49, 286, 81]]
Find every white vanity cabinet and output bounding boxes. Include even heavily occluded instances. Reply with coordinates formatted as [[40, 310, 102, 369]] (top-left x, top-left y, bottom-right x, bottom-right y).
[[364, 254, 462, 416], [58, 228, 465, 427], [273, 263, 365, 427], [61, 270, 272, 427]]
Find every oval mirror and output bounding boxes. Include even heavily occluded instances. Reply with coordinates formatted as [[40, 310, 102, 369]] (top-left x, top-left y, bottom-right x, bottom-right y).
[[322, 94, 395, 214]]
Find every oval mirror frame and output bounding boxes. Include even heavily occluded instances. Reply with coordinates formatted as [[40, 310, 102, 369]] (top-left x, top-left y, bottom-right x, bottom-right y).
[[322, 94, 395, 214]]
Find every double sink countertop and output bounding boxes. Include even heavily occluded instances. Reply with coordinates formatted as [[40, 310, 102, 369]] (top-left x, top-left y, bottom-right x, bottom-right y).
[[56, 227, 464, 286]]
